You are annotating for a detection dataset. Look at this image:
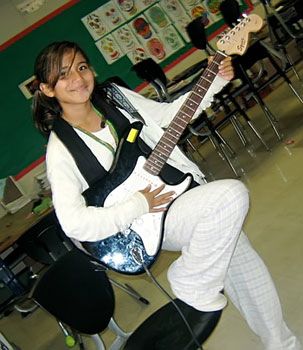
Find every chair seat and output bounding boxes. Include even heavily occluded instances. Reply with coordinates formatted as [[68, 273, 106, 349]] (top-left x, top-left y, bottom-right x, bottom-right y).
[[124, 298, 222, 350]]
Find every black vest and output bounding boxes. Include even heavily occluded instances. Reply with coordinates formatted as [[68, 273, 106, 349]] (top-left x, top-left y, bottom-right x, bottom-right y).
[[52, 90, 145, 186]]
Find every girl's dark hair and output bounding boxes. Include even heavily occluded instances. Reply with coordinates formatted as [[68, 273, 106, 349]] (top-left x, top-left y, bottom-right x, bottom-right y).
[[32, 41, 91, 134]]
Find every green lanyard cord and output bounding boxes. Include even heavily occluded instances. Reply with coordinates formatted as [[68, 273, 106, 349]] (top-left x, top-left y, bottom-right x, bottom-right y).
[[74, 106, 119, 157]]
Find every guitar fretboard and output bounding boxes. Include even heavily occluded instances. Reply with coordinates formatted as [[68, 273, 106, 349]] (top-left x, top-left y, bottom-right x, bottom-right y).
[[144, 51, 227, 176]]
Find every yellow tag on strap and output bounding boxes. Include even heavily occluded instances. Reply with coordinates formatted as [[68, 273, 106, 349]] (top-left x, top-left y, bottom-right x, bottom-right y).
[[127, 128, 139, 143]]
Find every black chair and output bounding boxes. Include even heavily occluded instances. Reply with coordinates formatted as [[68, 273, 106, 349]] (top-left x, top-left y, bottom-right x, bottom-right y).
[[259, 0, 303, 57], [32, 249, 222, 350], [261, 0, 303, 81], [219, 0, 303, 140], [186, 16, 271, 150], [14, 210, 149, 347], [131, 58, 207, 102]]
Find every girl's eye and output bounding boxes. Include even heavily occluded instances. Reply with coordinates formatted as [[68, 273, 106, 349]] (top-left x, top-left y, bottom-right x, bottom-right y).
[[79, 64, 88, 71]]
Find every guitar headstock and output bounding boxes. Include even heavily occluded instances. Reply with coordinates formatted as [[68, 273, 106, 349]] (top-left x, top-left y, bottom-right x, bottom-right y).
[[216, 14, 263, 56]]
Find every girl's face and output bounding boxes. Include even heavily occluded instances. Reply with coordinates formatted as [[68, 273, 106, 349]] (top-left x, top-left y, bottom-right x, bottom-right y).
[[41, 50, 95, 108]]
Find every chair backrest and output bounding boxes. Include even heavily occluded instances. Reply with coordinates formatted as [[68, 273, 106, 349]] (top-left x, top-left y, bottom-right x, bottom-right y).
[[132, 58, 167, 86], [17, 211, 73, 265], [219, 0, 242, 28], [186, 17, 208, 51], [32, 249, 115, 335], [185, 17, 215, 55]]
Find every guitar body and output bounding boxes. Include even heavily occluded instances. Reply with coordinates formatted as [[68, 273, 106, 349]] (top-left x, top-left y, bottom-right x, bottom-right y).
[[82, 123, 192, 275]]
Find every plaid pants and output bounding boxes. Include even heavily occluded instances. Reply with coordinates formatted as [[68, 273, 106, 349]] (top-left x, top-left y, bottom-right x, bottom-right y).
[[163, 179, 300, 350]]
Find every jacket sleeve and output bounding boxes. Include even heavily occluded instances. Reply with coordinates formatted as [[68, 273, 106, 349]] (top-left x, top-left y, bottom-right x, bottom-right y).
[[46, 134, 149, 242], [119, 74, 229, 128]]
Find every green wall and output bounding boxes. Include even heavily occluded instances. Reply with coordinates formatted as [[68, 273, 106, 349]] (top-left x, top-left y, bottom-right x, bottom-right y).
[[0, 0, 250, 178]]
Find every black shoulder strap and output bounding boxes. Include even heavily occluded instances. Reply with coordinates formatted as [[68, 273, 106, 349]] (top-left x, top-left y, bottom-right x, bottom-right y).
[[52, 117, 106, 186], [95, 82, 146, 124]]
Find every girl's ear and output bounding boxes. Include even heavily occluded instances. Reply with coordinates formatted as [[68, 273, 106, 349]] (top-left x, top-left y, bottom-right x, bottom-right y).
[[39, 83, 55, 97]]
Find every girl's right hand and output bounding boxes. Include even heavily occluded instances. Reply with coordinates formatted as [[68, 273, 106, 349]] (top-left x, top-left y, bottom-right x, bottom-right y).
[[139, 184, 175, 213]]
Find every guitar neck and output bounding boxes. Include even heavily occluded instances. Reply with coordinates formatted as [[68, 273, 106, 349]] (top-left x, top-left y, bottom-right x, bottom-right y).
[[144, 51, 227, 176]]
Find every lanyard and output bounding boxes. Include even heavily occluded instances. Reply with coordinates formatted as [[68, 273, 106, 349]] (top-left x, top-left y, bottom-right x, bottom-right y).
[[74, 106, 119, 156]]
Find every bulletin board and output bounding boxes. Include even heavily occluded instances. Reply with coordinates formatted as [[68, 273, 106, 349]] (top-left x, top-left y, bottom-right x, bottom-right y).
[[0, 0, 252, 178]]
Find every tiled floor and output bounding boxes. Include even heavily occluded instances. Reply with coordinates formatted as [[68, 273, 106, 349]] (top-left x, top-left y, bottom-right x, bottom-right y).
[[1, 64, 303, 350]]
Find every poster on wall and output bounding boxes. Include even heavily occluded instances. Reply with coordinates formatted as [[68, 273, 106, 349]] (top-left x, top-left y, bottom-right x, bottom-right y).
[[82, 0, 252, 65]]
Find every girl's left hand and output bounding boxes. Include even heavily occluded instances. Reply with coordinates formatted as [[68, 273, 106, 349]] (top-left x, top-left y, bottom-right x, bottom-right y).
[[218, 56, 234, 81]]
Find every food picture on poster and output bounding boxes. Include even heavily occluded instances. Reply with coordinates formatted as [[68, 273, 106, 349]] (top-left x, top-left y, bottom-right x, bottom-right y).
[[112, 24, 140, 52], [116, 0, 140, 19], [95, 34, 123, 64], [127, 46, 148, 64], [205, 0, 222, 15], [101, 2, 124, 30], [145, 4, 170, 30], [190, 4, 213, 26], [81, 9, 109, 40], [145, 37, 167, 60], [158, 24, 185, 54], [132, 15, 155, 39], [160, 0, 188, 21]]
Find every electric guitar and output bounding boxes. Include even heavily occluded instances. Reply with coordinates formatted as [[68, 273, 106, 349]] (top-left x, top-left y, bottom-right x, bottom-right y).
[[82, 14, 263, 275]]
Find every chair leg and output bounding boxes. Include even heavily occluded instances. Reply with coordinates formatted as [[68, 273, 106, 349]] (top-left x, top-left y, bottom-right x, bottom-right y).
[[268, 55, 303, 103], [245, 119, 271, 151], [230, 115, 249, 147], [283, 48, 302, 81], [108, 318, 132, 350], [218, 97, 250, 147], [209, 135, 240, 177], [238, 64, 283, 140], [90, 334, 106, 350], [229, 96, 270, 151], [251, 94, 283, 140], [214, 130, 236, 157], [185, 138, 206, 162], [108, 278, 149, 305]]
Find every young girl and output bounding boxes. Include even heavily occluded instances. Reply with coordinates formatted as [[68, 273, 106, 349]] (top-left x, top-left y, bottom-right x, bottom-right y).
[[33, 41, 300, 349]]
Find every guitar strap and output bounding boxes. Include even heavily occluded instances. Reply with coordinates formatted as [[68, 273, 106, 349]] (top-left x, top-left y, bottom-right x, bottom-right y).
[[53, 117, 105, 186], [97, 82, 146, 125]]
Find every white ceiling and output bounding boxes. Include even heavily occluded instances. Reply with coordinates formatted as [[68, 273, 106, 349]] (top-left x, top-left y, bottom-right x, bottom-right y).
[[0, 0, 70, 45]]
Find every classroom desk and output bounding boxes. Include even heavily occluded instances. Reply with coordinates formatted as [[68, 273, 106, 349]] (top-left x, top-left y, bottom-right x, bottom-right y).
[[0, 202, 52, 254], [0, 203, 53, 306]]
